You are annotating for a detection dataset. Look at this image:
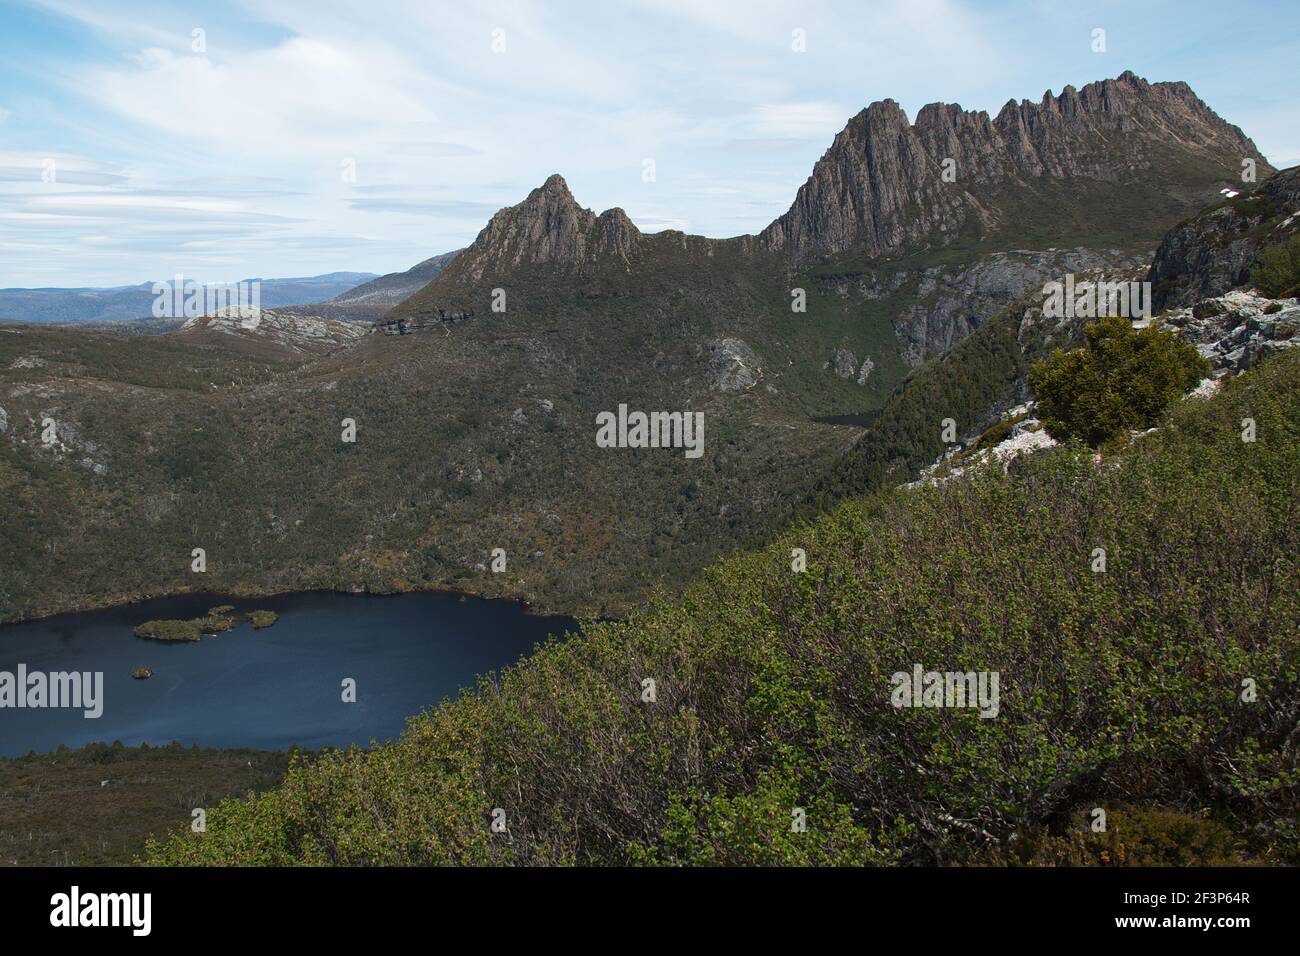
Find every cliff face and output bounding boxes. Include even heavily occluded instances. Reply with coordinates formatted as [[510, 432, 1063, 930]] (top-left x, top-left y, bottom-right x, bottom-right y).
[[892, 246, 1149, 365], [759, 99, 992, 260], [761, 71, 1274, 260], [1148, 166, 1300, 310], [396, 73, 1279, 371], [419, 73, 1271, 291]]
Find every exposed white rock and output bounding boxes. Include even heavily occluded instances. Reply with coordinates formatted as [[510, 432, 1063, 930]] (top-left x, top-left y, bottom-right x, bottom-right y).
[[831, 347, 857, 380], [179, 308, 367, 352], [703, 338, 761, 393], [1157, 290, 1300, 374], [904, 400, 1058, 490]]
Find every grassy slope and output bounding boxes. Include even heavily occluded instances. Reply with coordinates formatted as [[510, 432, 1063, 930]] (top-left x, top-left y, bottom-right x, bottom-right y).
[[0, 249, 916, 622], [146, 349, 1300, 866], [0, 742, 292, 866]]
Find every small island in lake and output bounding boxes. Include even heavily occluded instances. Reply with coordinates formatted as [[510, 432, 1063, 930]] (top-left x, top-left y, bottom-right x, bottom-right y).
[[134, 606, 279, 642], [131, 666, 153, 679]]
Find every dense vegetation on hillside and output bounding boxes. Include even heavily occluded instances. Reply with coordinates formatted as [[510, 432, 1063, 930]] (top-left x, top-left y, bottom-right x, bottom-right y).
[[1, 241, 1098, 624], [810, 279, 1107, 507], [147, 350, 1300, 866], [0, 247, 939, 623]]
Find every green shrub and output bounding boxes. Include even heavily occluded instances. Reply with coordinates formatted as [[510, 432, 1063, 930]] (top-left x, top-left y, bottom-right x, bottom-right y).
[[1250, 235, 1300, 298], [1028, 315, 1209, 446], [248, 610, 278, 629], [970, 412, 1028, 453]]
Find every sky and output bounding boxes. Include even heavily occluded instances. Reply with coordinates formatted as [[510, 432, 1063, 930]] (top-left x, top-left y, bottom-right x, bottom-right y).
[[1, 0, 1297, 288]]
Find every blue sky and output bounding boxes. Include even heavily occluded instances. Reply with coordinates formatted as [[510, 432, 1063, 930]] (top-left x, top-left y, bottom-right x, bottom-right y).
[[1, 0, 1297, 287]]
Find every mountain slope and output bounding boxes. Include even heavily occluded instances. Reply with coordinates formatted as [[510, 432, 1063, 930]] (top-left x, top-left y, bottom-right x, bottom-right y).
[[403, 73, 1262, 369], [761, 71, 1272, 262], [145, 349, 1300, 866], [330, 250, 464, 309], [0, 73, 1278, 625], [1148, 164, 1300, 309]]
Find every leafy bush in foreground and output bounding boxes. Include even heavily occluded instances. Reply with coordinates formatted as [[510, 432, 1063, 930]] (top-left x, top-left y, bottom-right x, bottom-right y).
[[146, 351, 1300, 866], [1029, 315, 1209, 447]]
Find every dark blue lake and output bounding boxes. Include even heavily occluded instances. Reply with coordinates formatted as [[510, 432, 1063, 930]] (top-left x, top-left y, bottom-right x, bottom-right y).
[[0, 591, 575, 757]]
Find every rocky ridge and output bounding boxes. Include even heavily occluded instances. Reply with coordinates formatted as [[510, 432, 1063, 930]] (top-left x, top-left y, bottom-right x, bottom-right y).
[[1148, 165, 1300, 309], [175, 309, 369, 354], [762, 71, 1272, 261], [911, 287, 1300, 488], [447, 175, 642, 281]]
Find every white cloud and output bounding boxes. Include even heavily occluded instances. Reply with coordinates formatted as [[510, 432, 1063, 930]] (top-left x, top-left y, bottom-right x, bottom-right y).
[[631, 215, 691, 233], [753, 102, 846, 137], [85, 39, 443, 161]]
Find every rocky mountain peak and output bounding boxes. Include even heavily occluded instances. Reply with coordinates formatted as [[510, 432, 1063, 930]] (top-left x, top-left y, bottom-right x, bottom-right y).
[[760, 95, 991, 259], [762, 72, 1274, 262], [525, 173, 587, 218], [451, 173, 642, 280]]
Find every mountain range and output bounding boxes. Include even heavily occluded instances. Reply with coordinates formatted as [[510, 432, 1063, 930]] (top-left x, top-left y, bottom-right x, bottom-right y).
[[0, 72, 1290, 625], [0, 272, 379, 327]]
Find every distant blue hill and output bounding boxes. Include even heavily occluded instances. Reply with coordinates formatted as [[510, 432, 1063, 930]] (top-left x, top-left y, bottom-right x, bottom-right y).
[[0, 272, 379, 325]]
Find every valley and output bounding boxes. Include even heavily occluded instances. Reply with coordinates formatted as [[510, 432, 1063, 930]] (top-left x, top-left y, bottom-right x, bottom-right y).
[[0, 73, 1272, 625], [1, 61, 1297, 872]]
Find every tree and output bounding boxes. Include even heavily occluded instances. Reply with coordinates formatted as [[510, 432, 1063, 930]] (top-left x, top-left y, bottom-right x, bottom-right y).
[[1028, 315, 1209, 447]]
